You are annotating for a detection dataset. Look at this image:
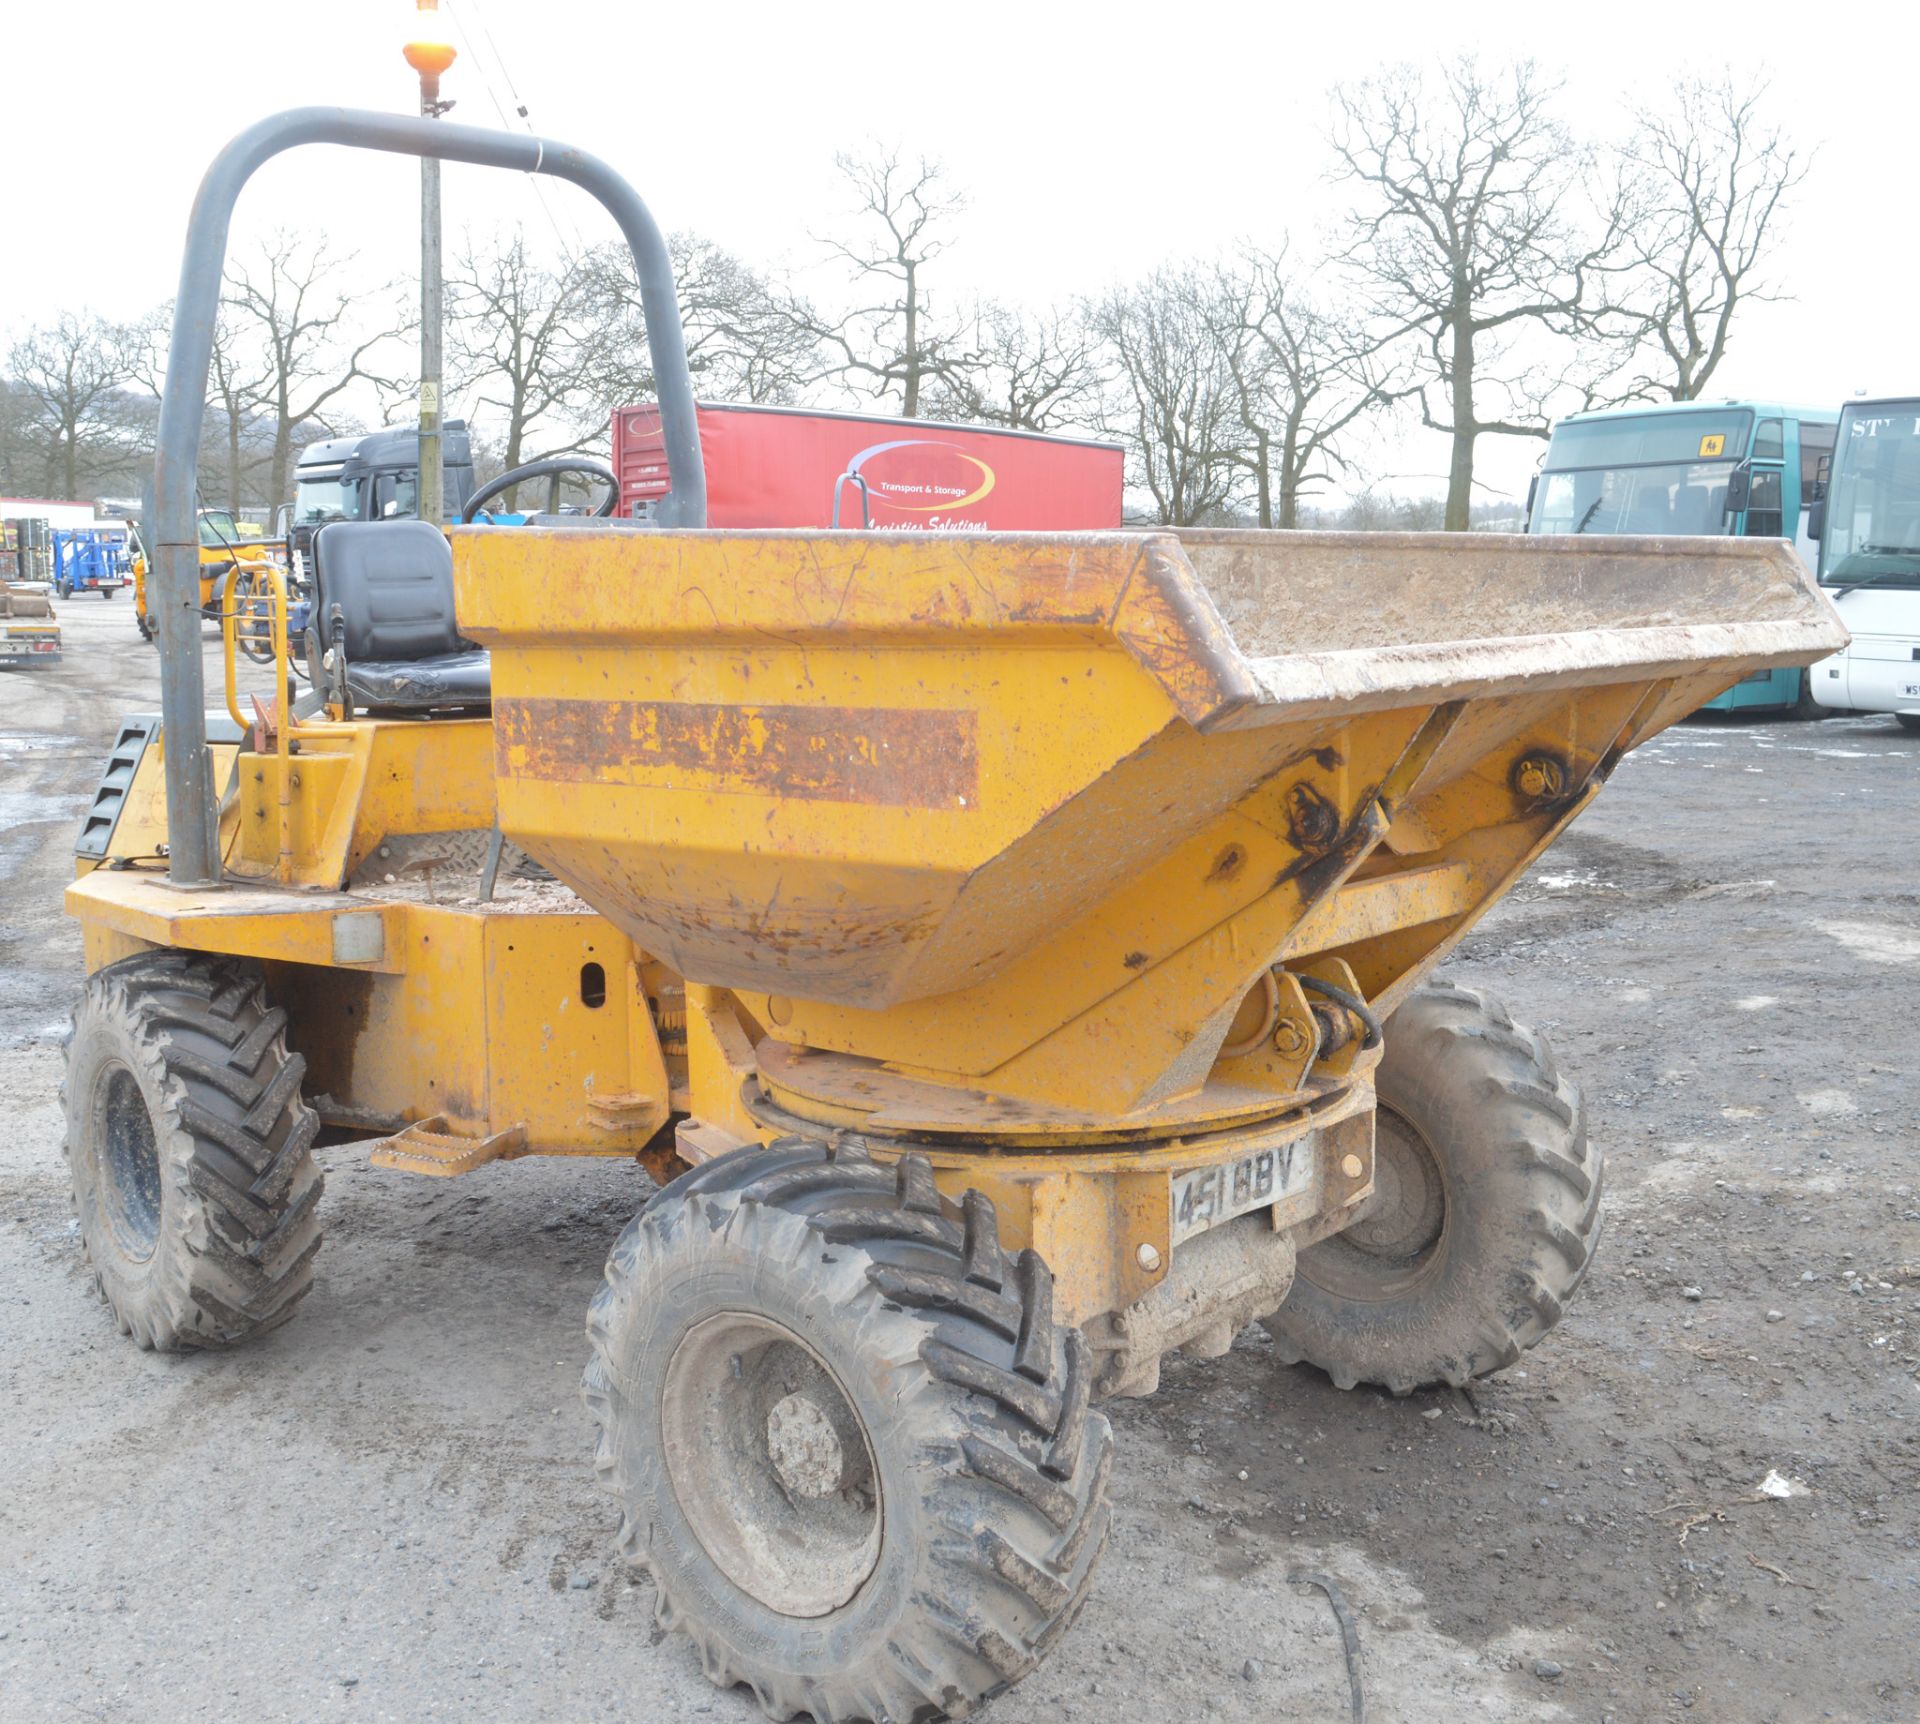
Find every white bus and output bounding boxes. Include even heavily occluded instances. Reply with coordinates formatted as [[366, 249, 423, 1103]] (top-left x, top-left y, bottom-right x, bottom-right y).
[[1810, 395, 1920, 731]]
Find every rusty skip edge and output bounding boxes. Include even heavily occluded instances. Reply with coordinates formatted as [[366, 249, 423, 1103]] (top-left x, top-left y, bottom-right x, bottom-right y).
[[1111, 536, 1260, 733], [1222, 614, 1851, 727], [494, 696, 980, 809]]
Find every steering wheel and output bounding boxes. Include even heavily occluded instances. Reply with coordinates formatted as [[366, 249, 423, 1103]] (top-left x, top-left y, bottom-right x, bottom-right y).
[[460, 457, 620, 523]]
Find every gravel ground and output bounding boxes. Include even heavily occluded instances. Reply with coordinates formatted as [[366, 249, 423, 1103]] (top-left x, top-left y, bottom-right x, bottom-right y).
[[2, 598, 1916, 1723]]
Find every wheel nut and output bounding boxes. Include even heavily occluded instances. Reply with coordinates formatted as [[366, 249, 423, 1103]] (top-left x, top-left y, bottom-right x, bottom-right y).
[[1341, 1153, 1365, 1180], [1136, 1242, 1162, 1273]]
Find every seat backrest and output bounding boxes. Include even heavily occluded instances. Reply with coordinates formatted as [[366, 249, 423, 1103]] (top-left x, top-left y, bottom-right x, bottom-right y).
[[313, 520, 460, 662]]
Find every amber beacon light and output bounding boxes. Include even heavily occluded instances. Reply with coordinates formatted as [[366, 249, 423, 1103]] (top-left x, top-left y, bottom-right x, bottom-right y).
[[402, 0, 457, 78]]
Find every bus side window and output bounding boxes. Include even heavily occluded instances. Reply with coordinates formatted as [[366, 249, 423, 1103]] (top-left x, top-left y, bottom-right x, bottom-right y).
[[1753, 418, 1785, 461], [1799, 420, 1836, 501], [1743, 469, 1784, 538]]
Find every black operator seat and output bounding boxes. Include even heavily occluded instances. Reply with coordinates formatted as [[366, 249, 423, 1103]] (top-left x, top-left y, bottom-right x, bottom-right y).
[[310, 520, 491, 711]]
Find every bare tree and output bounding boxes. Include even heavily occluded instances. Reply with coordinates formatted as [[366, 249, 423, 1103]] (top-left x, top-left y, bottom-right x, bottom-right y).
[[583, 232, 821, 407], [133, 305, 275, 512], [0, 379, 41, 494], [221, 235, 405, 509], [1209, 248, 1390, 528], [5, 312, 144, 498], [447, 234, 601, 494], [1613, 76, 1806, 401], [1089, 269, 1240, 526], [923, 302, 1100, 432], [803, 146, 970, 417], [1331, 59, 1628, 529]]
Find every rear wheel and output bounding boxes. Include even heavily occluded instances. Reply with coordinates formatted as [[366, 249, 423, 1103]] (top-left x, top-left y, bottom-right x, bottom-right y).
[[1266, 978, 1600, 1394], [62, 952, 323, 1350], [1898, 714, 1920, 735], [585, 1138, 1112, 1723], [1791, 669, 1826, 720]]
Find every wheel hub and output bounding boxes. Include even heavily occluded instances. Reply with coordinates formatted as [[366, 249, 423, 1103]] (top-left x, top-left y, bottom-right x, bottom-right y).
[[766, 1391, 846, 1499], [1340, 1107, 1445, 1263], [93, 1063, 161, 1263], [662, 1313, 882, 1618]]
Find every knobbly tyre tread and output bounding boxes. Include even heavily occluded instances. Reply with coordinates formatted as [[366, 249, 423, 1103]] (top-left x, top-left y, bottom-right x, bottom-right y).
[[1266, 977, 1601, 1396], [61, 951, 323, 1350], [583, 1135, 1113, 1724]]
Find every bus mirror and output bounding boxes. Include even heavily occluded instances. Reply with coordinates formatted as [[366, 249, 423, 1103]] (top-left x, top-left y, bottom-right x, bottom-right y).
[[1524, 474, 1538, 524], [1807, 497, 1825, 542], [1724, 464, 1751, 514]]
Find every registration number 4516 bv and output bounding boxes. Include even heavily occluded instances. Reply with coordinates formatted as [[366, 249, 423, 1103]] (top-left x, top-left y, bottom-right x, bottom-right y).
[[1169, 1138, 1316, 1246]]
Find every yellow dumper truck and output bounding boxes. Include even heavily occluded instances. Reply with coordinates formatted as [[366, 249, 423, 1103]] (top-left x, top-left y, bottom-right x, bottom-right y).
[[58, 109, 1848, 1724], [130, 509, 284, 645]]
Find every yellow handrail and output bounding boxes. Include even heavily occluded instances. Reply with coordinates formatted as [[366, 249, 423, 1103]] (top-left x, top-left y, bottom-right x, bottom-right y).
[[218, 564, 298, 884]]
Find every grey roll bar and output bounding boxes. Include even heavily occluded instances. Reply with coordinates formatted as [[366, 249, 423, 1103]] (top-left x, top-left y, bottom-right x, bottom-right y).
[[150, 107, 707, 888]]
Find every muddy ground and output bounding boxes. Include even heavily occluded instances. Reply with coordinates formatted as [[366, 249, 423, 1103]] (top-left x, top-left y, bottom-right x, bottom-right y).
[[2, 599, 1916, 1723]]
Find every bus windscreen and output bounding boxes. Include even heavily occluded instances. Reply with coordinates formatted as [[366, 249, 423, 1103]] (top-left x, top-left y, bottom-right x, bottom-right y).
[[1541, 410, 1753, 470], [1821, 404, 1920, 590], [1529, 410, 1752, 535]]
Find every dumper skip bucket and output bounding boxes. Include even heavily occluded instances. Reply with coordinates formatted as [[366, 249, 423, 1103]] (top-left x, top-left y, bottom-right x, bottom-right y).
[[457, 527, 1842, 1118]]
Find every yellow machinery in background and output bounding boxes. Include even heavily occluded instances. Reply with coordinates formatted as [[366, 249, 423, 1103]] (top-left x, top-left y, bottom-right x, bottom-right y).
[[57, 108, 1849, 1724], [131, 508, 283, 645]]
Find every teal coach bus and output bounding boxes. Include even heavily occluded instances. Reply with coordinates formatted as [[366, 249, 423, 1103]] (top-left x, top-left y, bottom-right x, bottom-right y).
[[1526, 401, 1839, 715]]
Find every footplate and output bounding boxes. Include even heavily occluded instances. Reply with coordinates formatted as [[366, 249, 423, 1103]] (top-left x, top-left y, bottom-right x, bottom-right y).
[[367, 1116, 530, 1177]]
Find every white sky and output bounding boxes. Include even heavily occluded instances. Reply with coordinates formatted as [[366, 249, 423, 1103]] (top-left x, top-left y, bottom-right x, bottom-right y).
[[5, 0, 1916, 507]]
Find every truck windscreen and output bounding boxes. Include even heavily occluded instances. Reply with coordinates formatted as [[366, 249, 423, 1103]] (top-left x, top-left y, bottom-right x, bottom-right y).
[[1528, 411, 1753, 536], [1821, 404, 1920, 590], [295, 474, 360, 524]]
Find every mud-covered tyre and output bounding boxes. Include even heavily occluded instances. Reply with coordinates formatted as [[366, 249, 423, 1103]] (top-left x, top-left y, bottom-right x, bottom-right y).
[[584, 1138, 1113, 1724], [1266, 978, 1599, 1394], [62, 951, 323, 1350]]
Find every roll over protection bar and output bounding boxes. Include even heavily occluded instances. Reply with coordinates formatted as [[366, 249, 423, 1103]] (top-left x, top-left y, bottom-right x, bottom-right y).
[[149, 107, 706, 887]]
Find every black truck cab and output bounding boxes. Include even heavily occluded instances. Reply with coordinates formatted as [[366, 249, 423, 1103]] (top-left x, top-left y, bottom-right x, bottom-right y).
[[288, 421, 474, 584]]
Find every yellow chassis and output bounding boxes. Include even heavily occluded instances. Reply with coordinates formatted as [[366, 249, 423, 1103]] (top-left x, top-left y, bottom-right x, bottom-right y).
[[63, 681, 1616, 1328]]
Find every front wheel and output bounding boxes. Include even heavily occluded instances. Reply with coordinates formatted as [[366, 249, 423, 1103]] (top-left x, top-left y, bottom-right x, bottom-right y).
[[1266, 978, 1600, 1394], [584, 1139, 1112, 1723], [62, 952, 324, 1349]]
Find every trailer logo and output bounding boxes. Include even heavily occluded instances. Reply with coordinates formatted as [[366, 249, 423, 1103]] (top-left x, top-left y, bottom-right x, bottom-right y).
[[847, 440, 998, 515]]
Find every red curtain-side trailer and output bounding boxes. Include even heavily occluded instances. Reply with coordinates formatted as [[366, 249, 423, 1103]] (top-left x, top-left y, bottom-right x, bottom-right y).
[[613, 402, 1125, 530]]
